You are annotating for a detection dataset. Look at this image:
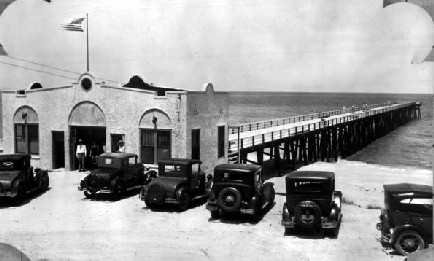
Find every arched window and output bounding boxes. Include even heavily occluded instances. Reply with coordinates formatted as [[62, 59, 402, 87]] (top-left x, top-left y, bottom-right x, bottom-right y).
[[13, 106, 39, 155]]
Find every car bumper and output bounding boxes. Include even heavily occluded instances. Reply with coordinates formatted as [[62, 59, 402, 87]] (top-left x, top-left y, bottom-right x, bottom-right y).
[[206, 202, 255, 215], [281, 215, 341, 228], [78, 186, 111, 194], [376, 222, 392, 245], [0, 191, 17, 197]]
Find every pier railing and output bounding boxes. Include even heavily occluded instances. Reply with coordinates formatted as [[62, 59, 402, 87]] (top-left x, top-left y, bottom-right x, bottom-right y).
[[228, 101, 417, 154], [229, 101, 396, 135]]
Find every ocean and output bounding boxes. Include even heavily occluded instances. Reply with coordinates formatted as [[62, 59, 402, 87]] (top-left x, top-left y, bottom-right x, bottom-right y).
[[229, 92, 432, 170]]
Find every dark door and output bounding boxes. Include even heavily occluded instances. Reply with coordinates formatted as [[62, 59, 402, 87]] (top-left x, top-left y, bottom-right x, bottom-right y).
[[141, 130, 154, 164], [52, 131, 65, 169], [192, 129, 200, 160], [141, 129, 171, 164]]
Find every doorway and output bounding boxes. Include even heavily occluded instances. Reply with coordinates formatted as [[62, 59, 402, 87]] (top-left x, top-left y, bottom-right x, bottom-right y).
[[70, 126, 106, 170], [192, 129, 200, 160], [140, 129, 171, 164], [52, 131, 65, 169]]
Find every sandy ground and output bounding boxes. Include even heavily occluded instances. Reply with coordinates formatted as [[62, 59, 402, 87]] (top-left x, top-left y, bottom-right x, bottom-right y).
[[0, 160, 431, 261]]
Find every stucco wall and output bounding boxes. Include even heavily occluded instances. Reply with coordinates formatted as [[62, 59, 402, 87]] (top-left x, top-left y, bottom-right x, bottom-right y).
[[186, 83, 229, 173], [1, 73, 189, 170]]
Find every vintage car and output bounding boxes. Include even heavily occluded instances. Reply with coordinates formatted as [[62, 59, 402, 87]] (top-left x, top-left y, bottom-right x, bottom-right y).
[[376, 183, 433, 256], [140, 158, 208, 211], [206, 164, 275, 218], [0, 153, 49, 203], [281, 171, 342, 236], [78, 153, 147, 200]]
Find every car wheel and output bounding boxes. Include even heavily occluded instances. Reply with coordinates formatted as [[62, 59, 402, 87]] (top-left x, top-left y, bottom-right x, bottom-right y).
[[211, 209, 220, 219], [268, 186, 275, 205], [40, 175, 49, 192], [179, 192, 190, 211], [294, 200, 321, 229], [14, 185, 25, 205], [145, 200, 156, 209], [324, 227, 339, 237], [112, 182, 124, 200], [284, 227, 294, 235], [394, 230, 425, 256], [84, 191, 96, 199], [147, 183, 165, 205], [87, 175, 101, 193], [218, 187, 242, 213]]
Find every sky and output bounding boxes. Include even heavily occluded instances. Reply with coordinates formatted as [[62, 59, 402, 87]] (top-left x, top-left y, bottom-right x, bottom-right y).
[[0, 0, 433, 93]]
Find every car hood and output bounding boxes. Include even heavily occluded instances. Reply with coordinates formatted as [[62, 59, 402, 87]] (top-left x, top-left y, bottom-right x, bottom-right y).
[[149, 176, 187, 191], [0, 171, 20, 182]]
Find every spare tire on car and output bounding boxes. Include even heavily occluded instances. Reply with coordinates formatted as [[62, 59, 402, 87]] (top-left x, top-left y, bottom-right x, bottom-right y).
[[218, 187, 242, 212], [294, 200, 321, 229], [86, 174, 101, 193], [147, 183, 166, 205]]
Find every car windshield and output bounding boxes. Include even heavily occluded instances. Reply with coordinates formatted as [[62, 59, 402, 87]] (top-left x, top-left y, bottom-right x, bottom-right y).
[[97, 157, 120, 169], [0, 159, 24, 171], [293, 180, 324, 193]]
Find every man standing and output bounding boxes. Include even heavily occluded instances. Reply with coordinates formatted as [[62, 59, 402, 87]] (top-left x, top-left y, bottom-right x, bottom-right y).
[[76, 139, 87, 172]]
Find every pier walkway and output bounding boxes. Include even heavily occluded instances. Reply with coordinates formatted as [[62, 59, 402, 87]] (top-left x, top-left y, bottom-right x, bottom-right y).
[[228, 101, 421, 169]]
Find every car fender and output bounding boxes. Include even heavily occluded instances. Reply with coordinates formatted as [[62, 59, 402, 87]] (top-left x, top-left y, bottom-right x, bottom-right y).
[[282, 202, 290, 221], [11, 178, 21, 194], [263, 182, 274, 203], [175, 186, 189, 200], [391, 224, 425, 245]]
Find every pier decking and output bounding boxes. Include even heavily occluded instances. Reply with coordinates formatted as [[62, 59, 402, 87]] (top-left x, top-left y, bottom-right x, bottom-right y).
[[228, 102, 421, 170]]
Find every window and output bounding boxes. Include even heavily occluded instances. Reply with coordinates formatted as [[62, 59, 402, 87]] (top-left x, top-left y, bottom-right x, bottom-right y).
[[192, 129, 200, 160], [111, 134, 125, 152], [15, 124, 39, 155], [218, 125, 225, 158]]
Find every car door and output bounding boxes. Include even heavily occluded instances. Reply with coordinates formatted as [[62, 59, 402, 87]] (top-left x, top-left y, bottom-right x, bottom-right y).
[[123, 157, 137, 186], [398, 194, 432, 236]]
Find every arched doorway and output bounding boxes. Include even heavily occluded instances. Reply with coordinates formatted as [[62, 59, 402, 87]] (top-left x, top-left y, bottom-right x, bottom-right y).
[[13, 106, 39, 155], [139, 109, 172, 164], [68, 102, 106, 170]]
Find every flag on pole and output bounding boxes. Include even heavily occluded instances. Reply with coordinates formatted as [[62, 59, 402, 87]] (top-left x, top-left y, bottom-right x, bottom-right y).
[[59, 17, 85, 32]]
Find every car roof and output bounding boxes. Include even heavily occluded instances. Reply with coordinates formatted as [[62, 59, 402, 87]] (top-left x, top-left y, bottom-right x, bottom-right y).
[[99, 152, 138, 159], [158, 158, 202, 165], [383, 183, 432, 194], [286, 171, 335, 181], [0, 153, 28, 161], [214, 164, 262, 173]]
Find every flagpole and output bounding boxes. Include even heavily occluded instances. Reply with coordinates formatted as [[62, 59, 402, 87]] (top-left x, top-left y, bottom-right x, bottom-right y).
[[86, 13, 89, 72]]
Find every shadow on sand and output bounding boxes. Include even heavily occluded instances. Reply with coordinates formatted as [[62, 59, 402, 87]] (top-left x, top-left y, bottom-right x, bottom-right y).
[[0, 187, 51, 209], [207, 202, 276, 225], [142, 196, 209, 213]]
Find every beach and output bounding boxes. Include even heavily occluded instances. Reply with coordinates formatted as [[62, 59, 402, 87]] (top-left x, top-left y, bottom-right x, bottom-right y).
[[0, 159, 430, 260]]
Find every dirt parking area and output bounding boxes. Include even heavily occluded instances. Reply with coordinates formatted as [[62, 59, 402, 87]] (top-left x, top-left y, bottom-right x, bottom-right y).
[[0, 160, 430, 260]]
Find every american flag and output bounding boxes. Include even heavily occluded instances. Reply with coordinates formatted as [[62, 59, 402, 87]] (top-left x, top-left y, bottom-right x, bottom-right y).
[[59, 17, 85, 32]]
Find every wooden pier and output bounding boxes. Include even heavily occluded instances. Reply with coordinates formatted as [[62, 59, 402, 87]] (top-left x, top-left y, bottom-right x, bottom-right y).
[[228, 101, 421, 171]]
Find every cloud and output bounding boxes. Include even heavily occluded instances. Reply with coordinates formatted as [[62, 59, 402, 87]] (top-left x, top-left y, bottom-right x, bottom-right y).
[[0, 0, 433, 93]]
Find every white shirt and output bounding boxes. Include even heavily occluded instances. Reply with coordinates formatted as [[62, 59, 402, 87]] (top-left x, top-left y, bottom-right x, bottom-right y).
[[76, 144, 87, 156]]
